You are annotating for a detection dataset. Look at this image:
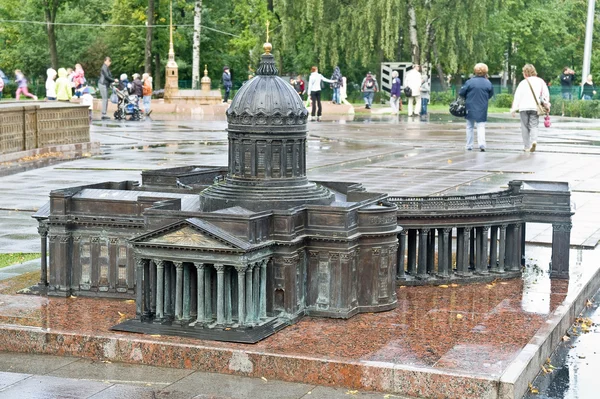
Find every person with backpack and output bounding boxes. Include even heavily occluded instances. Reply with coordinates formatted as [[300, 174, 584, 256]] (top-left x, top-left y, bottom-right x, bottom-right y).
[[404, 64, 422, 116], [330, 66, 343, 104], [307, 66, 336, 121], [361, 72, 379, 109]]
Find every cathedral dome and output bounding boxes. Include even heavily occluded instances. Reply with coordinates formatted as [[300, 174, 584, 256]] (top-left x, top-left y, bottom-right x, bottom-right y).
[[226, 53, 308, 132]]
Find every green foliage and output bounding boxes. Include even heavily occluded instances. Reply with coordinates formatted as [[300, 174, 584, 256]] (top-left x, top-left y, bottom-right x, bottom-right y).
[[429, 91, 455, 106], [550, 98, 600, 118], [491, 93, 513, 108], [0, 253, 41, 269]]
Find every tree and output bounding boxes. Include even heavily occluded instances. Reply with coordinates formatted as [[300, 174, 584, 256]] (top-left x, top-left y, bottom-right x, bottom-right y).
[[41, 0, 61, 69], [145, 0, 155, 74], [192, 0, 202, 89]]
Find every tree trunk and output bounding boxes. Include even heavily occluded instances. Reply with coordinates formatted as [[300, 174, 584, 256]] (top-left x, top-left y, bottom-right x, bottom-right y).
[[43, 1, 59, 69], [192, 0, 202, 89], [267, 0, 274, 12], [407, 2, 420, 64], [431, 34, 447, 90], [154, 53, 162, 89], [145, 0, 155, 74]]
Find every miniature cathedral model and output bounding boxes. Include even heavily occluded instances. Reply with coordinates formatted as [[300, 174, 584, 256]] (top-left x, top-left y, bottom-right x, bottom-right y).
[[33, 42, 400, 343]]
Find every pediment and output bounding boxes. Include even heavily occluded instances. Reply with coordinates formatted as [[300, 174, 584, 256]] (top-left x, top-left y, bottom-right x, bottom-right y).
[[146, 226, 234, 249]]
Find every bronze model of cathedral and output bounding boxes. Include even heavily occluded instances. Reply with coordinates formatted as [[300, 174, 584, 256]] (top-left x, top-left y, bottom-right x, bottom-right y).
[[32, 43, 400, 343]]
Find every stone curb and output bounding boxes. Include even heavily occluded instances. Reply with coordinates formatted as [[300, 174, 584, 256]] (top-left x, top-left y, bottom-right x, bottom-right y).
[[498, 265, 600, 398]]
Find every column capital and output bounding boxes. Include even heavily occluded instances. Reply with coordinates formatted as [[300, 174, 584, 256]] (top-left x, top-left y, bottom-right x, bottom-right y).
[[194, 262, 205, 270], [173, 261, 184, 269], [260, 258, 269, 268], [135, 258, 147, 268], [500, 224, 508, 230], [553, 223, 572, 232], [37, 225, 49, 236], [399, 230, 408, 237], [154, 259, 166, 268], [443, 227, 452, 234], [482, 225, 490, 232], [235, 265, 248, 273], [214, 264, 225, 272], [420, 228, 431, 233]]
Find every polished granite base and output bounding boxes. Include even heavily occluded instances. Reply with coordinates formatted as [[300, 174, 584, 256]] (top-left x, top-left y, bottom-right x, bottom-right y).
[[1, 247, 599, 399]]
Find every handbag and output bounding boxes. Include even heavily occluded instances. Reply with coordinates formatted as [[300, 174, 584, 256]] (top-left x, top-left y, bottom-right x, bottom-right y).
[[403, 86, 412, 97], [544, 114, 551, 128], [110, 90, 118, 104], [449, 97, 466, 117], [526, 78, 549, 116]]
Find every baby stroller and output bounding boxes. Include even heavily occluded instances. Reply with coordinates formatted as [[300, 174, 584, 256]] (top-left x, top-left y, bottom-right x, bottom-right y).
[[112, 84, 143, 121]]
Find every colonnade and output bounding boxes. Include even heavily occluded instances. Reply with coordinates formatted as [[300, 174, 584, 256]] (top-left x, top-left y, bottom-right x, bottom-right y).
[[135, 258, 268, 327], [396, 223, 525, 279]]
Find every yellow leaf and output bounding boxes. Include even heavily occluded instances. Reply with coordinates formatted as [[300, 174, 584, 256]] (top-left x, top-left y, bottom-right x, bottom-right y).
[[150, 334, 161, 337], [500, 282, 508, 285], [438, 285, 449, 288], [450, 283, 459, 287], [447, 159, 453, 164], [346, 390, 358, 395], [529, 383, 539, 394], [118, 312, 126, 317], [69, 295, 77, 299], [562, 335, 570, 341], [261, 377, 268, 382], [124, 299, 135, 303], [456, 314, 463, 319]]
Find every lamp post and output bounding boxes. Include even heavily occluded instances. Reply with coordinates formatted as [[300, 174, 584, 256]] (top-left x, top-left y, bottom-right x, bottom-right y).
[[581, 0, 595, 91]]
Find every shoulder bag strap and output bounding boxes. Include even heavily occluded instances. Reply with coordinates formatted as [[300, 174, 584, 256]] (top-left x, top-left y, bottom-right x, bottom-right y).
[[526, 78, 546, 114]]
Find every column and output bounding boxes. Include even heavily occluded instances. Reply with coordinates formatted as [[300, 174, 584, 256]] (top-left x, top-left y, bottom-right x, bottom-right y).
[[427, 229, 435, 274], [143, 258, 151, 317], [407, 229, 417, 275], [509, 224, 521, 272], [396, 230, 407, 280], [38, 224, 49, 286], [246, 265, 254, 324], [225, 266, 232, 324], [135, 258, 145, 318], [164, 263, 172, 319], [469, 229, 476, 270], [260, 259, 267, 319], [498, 225, 507, 273], [476, 226, 489, 275], [253, 262, 260, 318], [215, 264, 225, 325], [437, 228, 450, 278], [155, 260, 165, 320], [173, 262, 183, 321], [235, 266, 247, 326], [456, 227, 472, 276], [205, 267, 212, 321], [489, 226, 498, 272], [551, 223, 571, 279], [195, 263, 205, 323], [417, 228, 429, 279], [183, 263, 191, 321], [150, 260, 157, 314]]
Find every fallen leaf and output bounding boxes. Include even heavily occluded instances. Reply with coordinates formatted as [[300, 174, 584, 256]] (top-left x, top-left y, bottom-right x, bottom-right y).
[[447, 159, 453, 164], [69, 295, 77, 299], [118, 312, 126, 317], [438, 285, 449, 288], [346, 390, 358, 395], [150, 334, 161, 337], [124, 299, 135, 303], [101, 360, 112, 364], [529, 383, 539, 394], [450, 283, 459, 287], [261, 377, 268, 382], [456, 314, 463, 319], [562, 335, 570, 341], [500, 282, 508, 285], [585, 299, 593, 308]]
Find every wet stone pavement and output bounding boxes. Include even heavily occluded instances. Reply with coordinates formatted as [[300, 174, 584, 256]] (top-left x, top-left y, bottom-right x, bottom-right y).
[[0, 112, 600, 398]]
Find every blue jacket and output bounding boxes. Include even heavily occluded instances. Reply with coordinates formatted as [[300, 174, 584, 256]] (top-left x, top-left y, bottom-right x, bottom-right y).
[[222, 72, 232, 89], [458, 76, 494, 122]]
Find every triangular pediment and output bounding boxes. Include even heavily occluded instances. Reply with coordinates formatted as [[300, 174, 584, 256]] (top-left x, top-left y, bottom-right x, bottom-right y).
[[147, 226, 234, 249]]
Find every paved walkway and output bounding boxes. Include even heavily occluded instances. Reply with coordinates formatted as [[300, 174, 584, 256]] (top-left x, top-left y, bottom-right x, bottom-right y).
[[0, 352, 400, 399]]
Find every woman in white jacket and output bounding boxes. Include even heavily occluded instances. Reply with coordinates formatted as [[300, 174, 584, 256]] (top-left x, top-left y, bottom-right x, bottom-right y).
[[307, 66, 335, 121], [510, 64, 550, 152]]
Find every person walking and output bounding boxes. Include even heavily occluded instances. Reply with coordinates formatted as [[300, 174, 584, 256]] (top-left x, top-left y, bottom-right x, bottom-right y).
[[420, 75, 430, 115], [560, 67, 575, 100], [390, 70, 401, 114], [14, 70, 38, 101], [510, 64, 550, 153], [222, 66, 232, 103], [45, 68, 57, 101], [360, 72, 379, 109], [330, 66, 342, 104], [142, 73, 153, 116], [55, 68, 72, 102], [307, 66, 336, 121], [0, 78, 4, 100], [404, 64, 422, 116], [582, 74, 596, 100], [98, 57, 115, 120], [458, 63, 494, 152], [294, 74, 305, 98]]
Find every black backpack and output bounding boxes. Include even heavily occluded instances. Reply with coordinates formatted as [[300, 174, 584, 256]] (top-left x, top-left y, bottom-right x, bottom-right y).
[[365, 79, 374, 89], [403, 86, 412, 97]]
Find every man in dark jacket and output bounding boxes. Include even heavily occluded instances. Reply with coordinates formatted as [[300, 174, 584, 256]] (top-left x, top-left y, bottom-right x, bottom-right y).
[[222, 66, 232, 103], [98, 57, 115, 120], [458, 63, 494, 152], [560, 67, 575, 100], [131, 74, 143, 97]]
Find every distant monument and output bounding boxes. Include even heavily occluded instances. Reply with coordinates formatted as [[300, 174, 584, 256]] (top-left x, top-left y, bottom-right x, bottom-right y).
[[163, 1, 222, 105], [32, 38, 400, 343]]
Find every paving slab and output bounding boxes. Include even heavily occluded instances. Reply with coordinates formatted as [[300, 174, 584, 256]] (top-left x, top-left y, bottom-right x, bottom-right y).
[[0, 374, 111, 399]]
